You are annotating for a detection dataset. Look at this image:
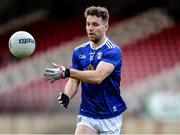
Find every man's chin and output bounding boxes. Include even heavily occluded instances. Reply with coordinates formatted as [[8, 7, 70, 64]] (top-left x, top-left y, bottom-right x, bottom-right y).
[[89, 37, 98, 42]]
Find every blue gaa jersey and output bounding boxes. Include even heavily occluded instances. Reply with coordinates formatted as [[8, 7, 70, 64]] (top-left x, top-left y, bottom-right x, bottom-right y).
[[72, 38, 127, 119]]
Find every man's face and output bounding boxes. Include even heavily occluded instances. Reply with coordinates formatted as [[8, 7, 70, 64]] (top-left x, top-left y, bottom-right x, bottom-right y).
[[86, 15, 108, 43]]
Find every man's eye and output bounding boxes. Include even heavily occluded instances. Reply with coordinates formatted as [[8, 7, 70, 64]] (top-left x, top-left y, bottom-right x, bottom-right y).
[[93, 23, 99, 26]]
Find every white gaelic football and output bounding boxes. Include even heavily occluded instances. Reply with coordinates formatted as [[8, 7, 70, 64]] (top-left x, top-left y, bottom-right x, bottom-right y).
[[9, 31, 36, 58]]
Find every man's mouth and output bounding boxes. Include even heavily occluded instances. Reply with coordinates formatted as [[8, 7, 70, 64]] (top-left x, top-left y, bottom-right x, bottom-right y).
[[89, 33, 95, 36]]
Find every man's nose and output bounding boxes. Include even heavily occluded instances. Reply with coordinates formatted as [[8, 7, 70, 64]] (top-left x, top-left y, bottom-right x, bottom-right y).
[[88, 25, 94, 31]]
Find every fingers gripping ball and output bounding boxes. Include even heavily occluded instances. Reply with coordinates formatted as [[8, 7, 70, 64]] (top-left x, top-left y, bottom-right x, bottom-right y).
[[9, 31, 36, 58]]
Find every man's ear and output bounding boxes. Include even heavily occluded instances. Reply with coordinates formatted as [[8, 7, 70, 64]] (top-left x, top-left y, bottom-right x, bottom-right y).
[[105, 23, 109, 31]]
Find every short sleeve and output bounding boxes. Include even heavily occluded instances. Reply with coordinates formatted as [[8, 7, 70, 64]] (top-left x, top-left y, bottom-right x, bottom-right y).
[[101, 48, 122, 68], [71, 49, 80, 70]]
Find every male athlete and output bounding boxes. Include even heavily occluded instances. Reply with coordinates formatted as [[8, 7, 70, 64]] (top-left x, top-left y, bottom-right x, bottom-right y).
[[44, 6, 127, 135]]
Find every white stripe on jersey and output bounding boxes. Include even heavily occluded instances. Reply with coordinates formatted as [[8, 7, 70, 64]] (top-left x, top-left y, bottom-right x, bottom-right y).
[[106, 40, 116, 49], [74, 41, 90, 51], [106, 41, 112, 49]]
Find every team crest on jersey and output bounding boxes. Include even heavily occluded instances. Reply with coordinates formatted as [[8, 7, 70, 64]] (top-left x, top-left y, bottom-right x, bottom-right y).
[[97, 52, 103, 59], [87, 64, 94, 70]]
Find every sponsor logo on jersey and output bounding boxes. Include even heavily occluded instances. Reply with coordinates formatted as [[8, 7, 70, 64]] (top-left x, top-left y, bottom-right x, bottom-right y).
[[79, 55, 86, 59], [113, 106, 117, 112], [90, 52, 95, 61]]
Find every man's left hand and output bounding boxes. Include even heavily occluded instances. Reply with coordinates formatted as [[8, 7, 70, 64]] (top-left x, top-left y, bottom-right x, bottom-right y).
[[44, 63, 70, 83]]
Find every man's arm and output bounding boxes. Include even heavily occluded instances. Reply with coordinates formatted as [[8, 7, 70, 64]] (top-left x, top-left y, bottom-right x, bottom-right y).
[[64, 78, 80, 100], [44, 61, 115, 84], [70, 61, 114, 84], [57, 78, 79, 108]]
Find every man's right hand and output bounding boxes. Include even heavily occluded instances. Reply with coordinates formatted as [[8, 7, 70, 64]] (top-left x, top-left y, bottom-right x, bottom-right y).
[[58, 92, 70, 108]]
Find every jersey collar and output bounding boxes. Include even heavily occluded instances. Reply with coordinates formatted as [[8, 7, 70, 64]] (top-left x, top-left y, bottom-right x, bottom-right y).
[[90, 37, 108, 50]]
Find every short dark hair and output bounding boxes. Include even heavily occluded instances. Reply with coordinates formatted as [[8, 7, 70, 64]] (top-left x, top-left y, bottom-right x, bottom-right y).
[[84, 6, 109, 23]]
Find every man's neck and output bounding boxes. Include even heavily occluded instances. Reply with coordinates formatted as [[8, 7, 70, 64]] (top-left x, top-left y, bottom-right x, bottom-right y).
[[92, 36, 107, 48]]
